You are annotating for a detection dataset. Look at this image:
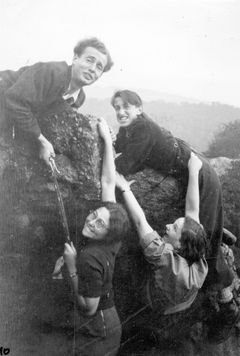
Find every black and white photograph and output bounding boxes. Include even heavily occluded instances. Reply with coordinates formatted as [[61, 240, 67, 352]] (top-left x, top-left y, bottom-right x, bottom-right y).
[[0, 0, 240, 355]]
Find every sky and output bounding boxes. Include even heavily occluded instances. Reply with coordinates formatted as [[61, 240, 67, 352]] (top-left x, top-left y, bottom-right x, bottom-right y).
[[1, 0, 240, 107]]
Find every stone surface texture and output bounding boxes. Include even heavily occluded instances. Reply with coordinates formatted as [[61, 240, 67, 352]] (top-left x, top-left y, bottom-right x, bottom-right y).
[[0, 106, 240, 355]]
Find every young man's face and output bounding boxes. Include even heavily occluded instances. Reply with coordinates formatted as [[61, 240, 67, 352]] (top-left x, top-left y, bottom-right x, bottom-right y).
[[71, 46, 108, 87], [113, 97, 142, 127], [163, 217, 185, 249]]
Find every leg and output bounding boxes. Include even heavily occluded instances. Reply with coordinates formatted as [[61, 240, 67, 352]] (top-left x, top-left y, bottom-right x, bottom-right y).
[[74, 307, 121, 356], [199, 158, 233, 289]]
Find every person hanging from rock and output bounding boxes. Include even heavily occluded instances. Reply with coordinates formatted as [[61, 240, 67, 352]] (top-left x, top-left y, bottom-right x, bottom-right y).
[[111, 89, 240, 342], [0, 37, 113, 165], [62, 118, 130, 356], [116, 153, 209, 342]]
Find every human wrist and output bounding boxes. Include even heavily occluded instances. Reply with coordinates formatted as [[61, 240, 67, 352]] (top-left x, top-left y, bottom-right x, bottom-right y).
[[121, 188, 131, 194], [103, 136, 113, 146], [38, 134, 50, 147], [37, 133, 46, 142], [188, 168, 199, 176]]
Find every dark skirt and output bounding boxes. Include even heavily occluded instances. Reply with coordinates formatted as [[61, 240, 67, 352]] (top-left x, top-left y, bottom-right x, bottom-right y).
[[71, 306, 121, 356]]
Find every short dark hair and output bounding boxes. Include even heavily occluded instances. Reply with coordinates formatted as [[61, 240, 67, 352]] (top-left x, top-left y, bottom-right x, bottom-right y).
[[111, 90, 142, 107], [178, 216, 208, 265], [99, 201, 130, 244], [73, 37, 113, 72]]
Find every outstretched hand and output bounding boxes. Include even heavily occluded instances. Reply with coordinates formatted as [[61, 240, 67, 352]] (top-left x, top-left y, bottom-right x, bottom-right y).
[[188, 152, 202, 172], [116, 172, 135, 191]]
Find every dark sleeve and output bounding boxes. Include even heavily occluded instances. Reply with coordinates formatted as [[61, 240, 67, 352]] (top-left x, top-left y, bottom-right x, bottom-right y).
[[4, 62, 65, 138], [77, 252, 103, 298], [115, 121, 154, 175]]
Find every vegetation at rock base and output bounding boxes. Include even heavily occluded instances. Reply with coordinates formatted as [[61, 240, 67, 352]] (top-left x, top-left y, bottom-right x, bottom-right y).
[[204, 120, 240, 246]]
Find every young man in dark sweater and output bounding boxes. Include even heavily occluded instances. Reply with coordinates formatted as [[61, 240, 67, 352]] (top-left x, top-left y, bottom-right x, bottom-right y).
[[0, 37, 113, 165]]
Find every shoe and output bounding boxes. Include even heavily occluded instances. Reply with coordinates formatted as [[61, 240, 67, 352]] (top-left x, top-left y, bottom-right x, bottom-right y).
[[207, 298, 240, 343]]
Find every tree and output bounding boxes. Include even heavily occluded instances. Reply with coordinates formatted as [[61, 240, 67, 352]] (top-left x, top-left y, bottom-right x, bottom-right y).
[[205, 120, 240, 158], [220, 160, 240, 245]]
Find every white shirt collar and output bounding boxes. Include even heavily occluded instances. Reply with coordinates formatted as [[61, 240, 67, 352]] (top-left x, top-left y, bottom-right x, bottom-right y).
[[62, 88, 80, 103]]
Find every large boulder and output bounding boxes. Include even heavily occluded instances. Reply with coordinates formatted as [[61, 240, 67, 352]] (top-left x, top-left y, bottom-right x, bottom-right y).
[[0, 105, 240, 355]]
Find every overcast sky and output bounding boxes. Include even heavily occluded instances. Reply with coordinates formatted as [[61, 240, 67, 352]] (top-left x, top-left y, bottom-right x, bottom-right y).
[[1, 0, 239, 106]]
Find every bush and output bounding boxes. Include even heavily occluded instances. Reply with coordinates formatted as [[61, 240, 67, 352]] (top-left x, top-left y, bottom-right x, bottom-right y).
[[205, 120, 240, 158], [220, 160, 240, 245]]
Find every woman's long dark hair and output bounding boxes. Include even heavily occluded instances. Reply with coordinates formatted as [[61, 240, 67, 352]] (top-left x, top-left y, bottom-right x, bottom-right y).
[[178, 216, 208, 265], [99, 201, 130, 244]]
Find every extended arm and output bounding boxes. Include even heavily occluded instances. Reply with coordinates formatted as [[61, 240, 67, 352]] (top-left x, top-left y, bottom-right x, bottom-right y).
[[116, 173, 152, 239], [116, 173, 172, 268], [4, 63, 67, 165], [5, 64, 54, 138], [98, 118, 116, 202], [185, 152, 202, 223]]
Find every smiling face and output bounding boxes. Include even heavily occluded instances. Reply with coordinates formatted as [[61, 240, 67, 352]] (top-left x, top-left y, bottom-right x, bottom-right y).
[[82, 207, 110, 240], [164, 217, 185, 249], [71, 46, 108, 88], [113, 97, 142, 127]]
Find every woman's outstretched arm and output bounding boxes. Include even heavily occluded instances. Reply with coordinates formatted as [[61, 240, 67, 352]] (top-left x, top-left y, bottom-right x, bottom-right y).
[[98, 118, 116, 203], [116, 173, 152, 239], [185, 152, 202, 223]]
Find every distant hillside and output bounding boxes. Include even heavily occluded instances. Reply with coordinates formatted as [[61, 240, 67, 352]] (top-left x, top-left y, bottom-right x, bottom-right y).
[[83, 86, 199, 103], [80, 97, 240, 153]]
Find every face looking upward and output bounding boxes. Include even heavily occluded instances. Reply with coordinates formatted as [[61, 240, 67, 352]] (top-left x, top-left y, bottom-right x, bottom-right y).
[[164, 217, 185, 249], [71, 47, 108, 88], [82, 207, 110, 240], [113, 97, 142, 127]]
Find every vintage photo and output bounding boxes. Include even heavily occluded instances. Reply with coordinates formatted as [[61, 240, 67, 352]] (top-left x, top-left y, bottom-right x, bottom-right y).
[[0, 1, 240, 355]]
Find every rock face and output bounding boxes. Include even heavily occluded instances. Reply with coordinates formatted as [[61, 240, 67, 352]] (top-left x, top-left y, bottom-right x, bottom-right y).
[[0, 106, 239, 355]]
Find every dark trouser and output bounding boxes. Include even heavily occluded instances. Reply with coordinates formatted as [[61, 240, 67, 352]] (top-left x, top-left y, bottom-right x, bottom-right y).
[[198, 157, 234, 290], [35, 305, 122, 356]]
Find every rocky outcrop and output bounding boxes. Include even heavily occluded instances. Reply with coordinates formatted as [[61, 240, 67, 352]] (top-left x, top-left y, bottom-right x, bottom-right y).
[[0, 106, 240, 355]]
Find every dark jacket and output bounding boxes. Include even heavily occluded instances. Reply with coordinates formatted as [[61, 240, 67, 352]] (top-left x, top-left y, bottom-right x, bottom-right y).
[[0, 61, 85, 138], [115, 113, 191, 178]]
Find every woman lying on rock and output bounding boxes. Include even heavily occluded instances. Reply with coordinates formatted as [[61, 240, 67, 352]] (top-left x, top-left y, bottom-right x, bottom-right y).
[[62, 118, 130, 356], [111, 89, 239, 342], [116, 153, 208, 339]]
